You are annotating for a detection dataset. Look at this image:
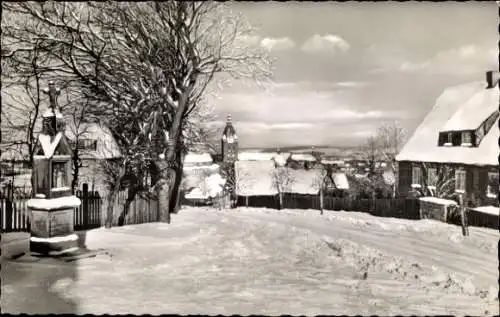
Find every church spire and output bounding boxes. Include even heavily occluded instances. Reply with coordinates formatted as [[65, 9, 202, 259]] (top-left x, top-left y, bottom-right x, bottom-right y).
[[221, 113, 238, 163]]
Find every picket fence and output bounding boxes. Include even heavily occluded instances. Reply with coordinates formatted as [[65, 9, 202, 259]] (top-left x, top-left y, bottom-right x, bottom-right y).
[[1, 183, 103, 233], [0, 198, 30, 232]]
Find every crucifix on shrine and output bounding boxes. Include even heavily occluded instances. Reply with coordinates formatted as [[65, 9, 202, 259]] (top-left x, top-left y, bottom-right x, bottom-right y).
[[27, 80, 81, 255]]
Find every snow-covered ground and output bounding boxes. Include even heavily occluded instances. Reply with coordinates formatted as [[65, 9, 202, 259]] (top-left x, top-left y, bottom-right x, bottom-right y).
[[2, 207, 498, 315]]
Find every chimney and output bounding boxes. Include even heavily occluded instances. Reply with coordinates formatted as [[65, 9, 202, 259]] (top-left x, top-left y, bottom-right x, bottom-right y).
[[486, 70, 500, 89]]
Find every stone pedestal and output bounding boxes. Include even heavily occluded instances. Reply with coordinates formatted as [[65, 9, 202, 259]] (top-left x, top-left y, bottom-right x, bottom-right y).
[[27, 196, 81, 255]]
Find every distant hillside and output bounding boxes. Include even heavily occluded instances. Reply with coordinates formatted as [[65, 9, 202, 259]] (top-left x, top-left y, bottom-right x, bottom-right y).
[[239, 145, 359, 158]]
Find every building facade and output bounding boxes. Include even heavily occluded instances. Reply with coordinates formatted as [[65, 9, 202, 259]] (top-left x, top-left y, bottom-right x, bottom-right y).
[[396, 71, 499, 208]]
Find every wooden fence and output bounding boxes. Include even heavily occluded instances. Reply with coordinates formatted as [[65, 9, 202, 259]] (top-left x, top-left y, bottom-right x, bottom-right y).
[[0, 197, 30, 232], [0, 184, 32, 200], [466, 209, 499, 230], [1, 182, 163, 232], [74, 184, 102, 230], [110, 191, 159, 226], [234, 193, 421, 220]]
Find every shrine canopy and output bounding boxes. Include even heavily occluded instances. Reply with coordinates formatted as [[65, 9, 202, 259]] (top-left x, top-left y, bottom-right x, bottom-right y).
[[32, 81, 73, 199]]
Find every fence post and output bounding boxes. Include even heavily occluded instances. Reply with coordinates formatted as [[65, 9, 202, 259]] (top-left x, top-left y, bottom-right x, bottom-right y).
[[319, 189, 324, 215], [458, 194, 469, 236], [83, 183, 89, 227], [5, 198, 13, 232], [96, 191, 102, 227]]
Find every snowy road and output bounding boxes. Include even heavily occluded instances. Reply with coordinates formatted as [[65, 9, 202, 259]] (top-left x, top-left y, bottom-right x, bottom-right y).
[[2, 207, 498, 315]]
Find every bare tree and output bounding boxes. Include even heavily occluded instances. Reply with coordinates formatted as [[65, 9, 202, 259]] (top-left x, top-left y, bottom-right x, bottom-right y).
[[361, 134, 379, 178], [1, 42, 48, 171], [311, 166, 328, 214], [64, 94, 93, 194], [358, 134, 382, 204], [376, 121, 408, 198], [272, 166, 295, 210], [2, 2, 272, 226]]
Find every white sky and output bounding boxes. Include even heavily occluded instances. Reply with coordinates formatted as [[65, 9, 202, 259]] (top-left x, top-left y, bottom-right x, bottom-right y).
[[208, 2, 498, 148]]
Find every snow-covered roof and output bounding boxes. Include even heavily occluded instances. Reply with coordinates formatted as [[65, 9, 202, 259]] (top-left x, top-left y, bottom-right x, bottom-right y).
[[235, 160, 277, 196], [204, 173, 226, 198], [272, 155, 286, 167], [321, 159, 345, 165], [396, 81, 499, 166], [37, 133, 64, 158], [184, 187, 209, 200], [285, 169, 321, 195], [290, 153, 317, 162], [184, 152, 213, 164], [238, 152, 275, 161], [332, 173, 349, 190], [183, 171, 225, 200], [471, 205, 499, 216], [419, 197, 457, 206], [27, 195, 81, 210], [183, 164, 219, 172], [440, 86, 499, 132]]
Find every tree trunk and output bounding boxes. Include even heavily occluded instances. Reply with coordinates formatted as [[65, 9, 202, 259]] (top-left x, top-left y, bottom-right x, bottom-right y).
[[370, 190, 376, 213], [169, 149, 184, 215], [319, 189, 324, 215], [245, 196, 249, 207], [278, 192, 283, 210], [105, 189, 118, 228], [161, 168, 175, 223], [117, 186, 138, 226], [104, 165, 126, 228], [162, 82, 194, 214], [458, 194, 469, 236], [392, 164, 398, 198], [71, 150, 80, 195]]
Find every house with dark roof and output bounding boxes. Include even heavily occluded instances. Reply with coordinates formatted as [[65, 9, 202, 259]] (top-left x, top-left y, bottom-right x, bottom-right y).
[[396, 71, 499, 208], [1, 121, 121, 192]]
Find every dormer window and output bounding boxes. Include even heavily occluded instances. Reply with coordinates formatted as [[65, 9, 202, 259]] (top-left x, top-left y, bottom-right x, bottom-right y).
[[461, 131, 472, 147], [443, 132, 453, 146]]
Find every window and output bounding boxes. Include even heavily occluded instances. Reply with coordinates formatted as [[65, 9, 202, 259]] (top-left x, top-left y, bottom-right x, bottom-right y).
[[487, 171, 499, 198], [461, 132, 472, 146], [455, 169, 466, 193], [412, 166, 422, 187], [77, 139, 97, 151], [52, 162, 67, 188], [443, 132, 453, 146], [427, 167, 437, 187]]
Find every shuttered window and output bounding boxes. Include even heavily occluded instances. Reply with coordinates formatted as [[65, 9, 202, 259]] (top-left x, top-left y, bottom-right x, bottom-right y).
[[455, 169, 466, 193], [412, 166, 422, 186], [487, 172, 499, 198]]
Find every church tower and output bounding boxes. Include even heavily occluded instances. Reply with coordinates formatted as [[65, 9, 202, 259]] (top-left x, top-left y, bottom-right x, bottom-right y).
[[221, 114, 238, 163]]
